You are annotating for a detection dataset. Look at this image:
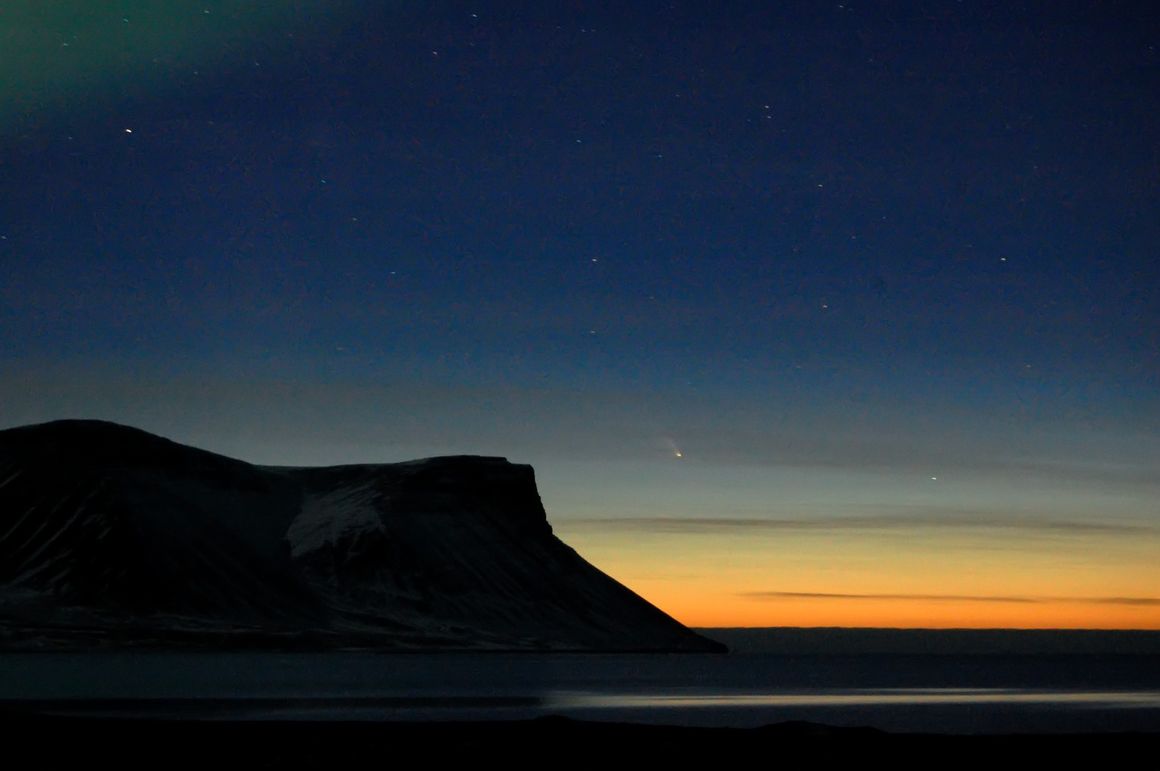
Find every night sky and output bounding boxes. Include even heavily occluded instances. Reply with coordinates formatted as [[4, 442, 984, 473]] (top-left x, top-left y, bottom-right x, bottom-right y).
[[2, 1, 1157, 628]]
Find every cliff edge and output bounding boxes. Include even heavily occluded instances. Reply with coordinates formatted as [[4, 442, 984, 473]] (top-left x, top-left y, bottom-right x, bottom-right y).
[[0, 420, 723, 652]]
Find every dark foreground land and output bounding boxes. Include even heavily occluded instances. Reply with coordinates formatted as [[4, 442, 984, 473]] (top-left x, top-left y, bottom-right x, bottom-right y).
[[3, 712, 1156, 768]]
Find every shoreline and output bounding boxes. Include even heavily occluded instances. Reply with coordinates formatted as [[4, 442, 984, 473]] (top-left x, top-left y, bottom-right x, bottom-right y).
[[3, 712, 1157, 766], [6, 626, 1160, 655]]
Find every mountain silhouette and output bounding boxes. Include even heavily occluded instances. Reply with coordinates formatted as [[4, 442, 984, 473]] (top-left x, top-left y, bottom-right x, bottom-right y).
[[0, 420, 723, 651]]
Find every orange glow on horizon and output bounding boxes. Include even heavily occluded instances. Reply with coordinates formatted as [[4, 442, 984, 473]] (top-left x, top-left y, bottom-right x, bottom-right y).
[[557, 522, 1160, 631], [641, 587, 1160, 630]]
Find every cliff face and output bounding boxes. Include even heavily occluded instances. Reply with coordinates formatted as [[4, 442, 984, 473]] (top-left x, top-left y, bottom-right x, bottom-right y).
[[0, 420, 723, 651]]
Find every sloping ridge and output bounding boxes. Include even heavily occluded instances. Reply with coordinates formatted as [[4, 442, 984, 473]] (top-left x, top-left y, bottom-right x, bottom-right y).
[[0, 420, 722, 651]]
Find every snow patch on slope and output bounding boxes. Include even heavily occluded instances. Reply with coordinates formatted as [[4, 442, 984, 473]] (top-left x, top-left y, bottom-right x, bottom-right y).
[[287, 479, 383, 560]]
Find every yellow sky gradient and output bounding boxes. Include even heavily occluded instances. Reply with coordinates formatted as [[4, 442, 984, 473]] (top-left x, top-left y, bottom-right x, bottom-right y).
[[557, 521, 1160, 629]]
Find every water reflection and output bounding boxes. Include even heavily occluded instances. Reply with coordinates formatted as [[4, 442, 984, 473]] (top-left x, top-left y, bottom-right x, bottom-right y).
[[2, 653, 1158, 732], [551, 688, 1160, 710]]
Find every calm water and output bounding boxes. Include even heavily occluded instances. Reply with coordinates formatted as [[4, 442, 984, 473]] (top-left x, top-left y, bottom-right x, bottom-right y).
[[2, 652, 1158, 734]]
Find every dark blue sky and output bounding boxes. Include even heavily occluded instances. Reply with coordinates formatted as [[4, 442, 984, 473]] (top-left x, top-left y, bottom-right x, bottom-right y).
[[2, 1, 1157, 625]]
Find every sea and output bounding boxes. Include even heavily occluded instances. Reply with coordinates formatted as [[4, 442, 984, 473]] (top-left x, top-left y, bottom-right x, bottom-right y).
[[3, 632, 1159, 735]]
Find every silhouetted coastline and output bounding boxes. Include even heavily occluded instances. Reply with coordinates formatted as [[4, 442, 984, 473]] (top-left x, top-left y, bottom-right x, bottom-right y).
[[2, 711, 1156, 768], [700, 627, 1160, 655]]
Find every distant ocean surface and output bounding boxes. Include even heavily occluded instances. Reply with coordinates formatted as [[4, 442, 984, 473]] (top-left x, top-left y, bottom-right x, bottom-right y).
[[2, 630, 1159, 734]]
